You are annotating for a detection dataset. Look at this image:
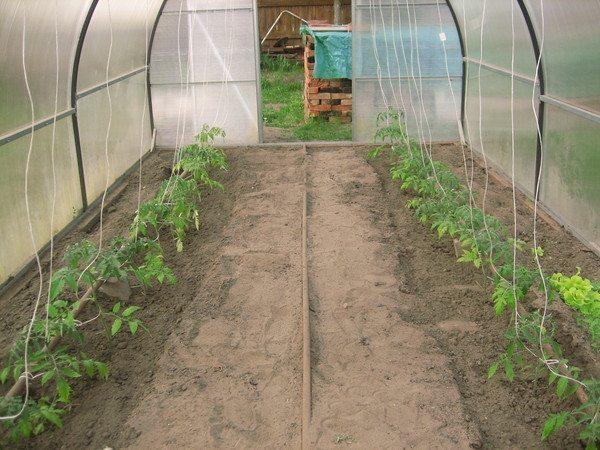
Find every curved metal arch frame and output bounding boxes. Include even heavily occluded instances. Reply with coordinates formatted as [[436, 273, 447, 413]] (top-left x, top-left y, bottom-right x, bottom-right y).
[[515, 0, 546, 200], [71, 0, 169, 211], [71, 0, 101, 211], [444, 0, 546, 198], [147, 0, 169, 132], [443, 0, 467, 135]]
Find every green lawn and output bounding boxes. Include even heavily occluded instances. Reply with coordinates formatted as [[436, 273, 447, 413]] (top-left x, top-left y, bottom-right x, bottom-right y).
[[261, 55, 352, 141]]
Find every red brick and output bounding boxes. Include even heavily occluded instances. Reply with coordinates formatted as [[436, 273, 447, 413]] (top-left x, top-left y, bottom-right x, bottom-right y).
[[306, 86, 319, 94], [331, 93, 351, 100], [310, 104, 332, 112], [332, 104, 351, 112], [313, 92, 331, 100], [341, 99, 352, 105]]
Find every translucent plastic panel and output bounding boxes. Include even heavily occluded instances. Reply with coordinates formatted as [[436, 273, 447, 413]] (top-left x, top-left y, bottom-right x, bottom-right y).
[[353, 1, 462, 142], [463, 63, 538, 194], [164, 0, 254, 12], [354, 78, 461, 143], [0, 119, 83, 283], [449, 0, 535, 77], [355, 0, 439, 5], [153, 81, 260, 147], [540, 106, 600, 251], [0, 1, 90, 135], [77, 72, 153, 202], [526, 0, 600, 112], [354, 3, 462, 79], [151, 0, 260, 145], [77, 0, 164, 93], [151, 9, 257, 85]]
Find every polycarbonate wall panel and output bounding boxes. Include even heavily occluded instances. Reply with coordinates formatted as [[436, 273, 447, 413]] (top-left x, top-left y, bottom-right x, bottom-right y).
[[153, 81, 259, 145], [449, 0, 535, 77], [0, 119, 83, 282], [463, 62, 538, 194], [526, 0, 600, 113], [78, 72, 153, 202], [354, 2, 462, 78], [540, 106, 600, 251], [164, 0, 254, 11], [151, 10, 257, 84], [151, 1, 261, 147], [354, 78, 461, 143], [353, 1, 462, 142], [77, 0, 163, 92], [0, 1, 90, 136]]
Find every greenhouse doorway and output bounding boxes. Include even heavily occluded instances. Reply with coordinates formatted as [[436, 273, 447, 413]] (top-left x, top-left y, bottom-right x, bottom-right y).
[[258, 1, 353, 143]]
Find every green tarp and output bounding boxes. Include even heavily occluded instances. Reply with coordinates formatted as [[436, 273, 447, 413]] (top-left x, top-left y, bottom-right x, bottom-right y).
[[300, 25, 352, 79]]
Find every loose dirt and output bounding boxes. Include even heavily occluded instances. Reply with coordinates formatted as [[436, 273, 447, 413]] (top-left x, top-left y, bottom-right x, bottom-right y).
[[1, 143, 597, 449], [306, 147, 479, 448]]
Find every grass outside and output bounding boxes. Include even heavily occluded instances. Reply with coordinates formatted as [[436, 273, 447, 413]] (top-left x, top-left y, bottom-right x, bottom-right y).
[[261, 55, 352, 142]]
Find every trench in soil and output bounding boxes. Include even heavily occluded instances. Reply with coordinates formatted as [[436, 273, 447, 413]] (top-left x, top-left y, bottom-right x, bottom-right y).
[[1, 144, 599, 449]]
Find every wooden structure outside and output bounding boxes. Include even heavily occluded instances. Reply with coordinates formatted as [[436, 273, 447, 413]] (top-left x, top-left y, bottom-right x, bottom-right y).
[[259, 0, 351, 51], [303, 28, 352, 123]]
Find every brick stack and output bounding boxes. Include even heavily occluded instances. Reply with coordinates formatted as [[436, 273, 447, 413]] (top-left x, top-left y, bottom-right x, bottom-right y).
[[304, 35, 352, 123]]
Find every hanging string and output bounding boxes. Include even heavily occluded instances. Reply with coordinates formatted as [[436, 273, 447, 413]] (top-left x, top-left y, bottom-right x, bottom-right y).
[[45, 0, 61, 339], [1, 4, 44, 421]]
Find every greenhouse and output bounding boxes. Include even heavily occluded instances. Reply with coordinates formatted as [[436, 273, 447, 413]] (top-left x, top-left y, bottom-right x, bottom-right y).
[[0, 0, 598, 447]]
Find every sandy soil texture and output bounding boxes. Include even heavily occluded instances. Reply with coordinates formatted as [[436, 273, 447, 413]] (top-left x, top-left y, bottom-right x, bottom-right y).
[[1, 144, 597, 449]]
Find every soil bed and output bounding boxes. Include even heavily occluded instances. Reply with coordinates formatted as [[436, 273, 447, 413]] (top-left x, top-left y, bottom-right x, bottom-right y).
[[367, 143, 600, 448], [1, 148, 239, 448], [0, 143, 597, 448]]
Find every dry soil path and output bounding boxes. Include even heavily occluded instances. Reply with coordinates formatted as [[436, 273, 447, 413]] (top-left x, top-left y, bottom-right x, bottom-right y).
[[124, 145, 478, 449]]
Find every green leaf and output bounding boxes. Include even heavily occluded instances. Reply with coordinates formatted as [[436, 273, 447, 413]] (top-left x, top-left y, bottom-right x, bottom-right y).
[[542, 412, 568, 440], [112, 302, 122, 314], [129, 320, 139, 335], [82, 360, 95, 377], [40, 369, 56, 386], [0, 366, 9, 384], [60, 368, 81, 379], [122, 306, 141, 318], [556, 377, 568, 398], [111, 318, 123, 336], [56, 378, 71, 403], [49, 278, 65, 301], [40, 408, 63, 428], [96, 362, 109, 380], [503, 357, 515, 382], [19, 419, 33, 438], [487, 362, 499, 379]]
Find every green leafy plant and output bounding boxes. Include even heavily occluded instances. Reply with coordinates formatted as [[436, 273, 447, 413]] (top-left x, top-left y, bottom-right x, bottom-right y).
[[370, 108, 599, 447], [1, 125, 227, 444], [132, 126, 227, 252], [549, 270, 600, 347]]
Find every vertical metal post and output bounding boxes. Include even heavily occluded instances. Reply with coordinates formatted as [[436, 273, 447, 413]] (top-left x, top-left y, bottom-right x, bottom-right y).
[[71, 0, 100, 211], [334, 0, 342, 25], [351, 0, 356, 141], [253, 0, 264, 143]]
